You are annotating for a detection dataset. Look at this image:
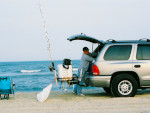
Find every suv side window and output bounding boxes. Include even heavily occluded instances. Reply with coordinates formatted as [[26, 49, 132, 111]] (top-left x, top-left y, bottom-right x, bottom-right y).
[[104, 45, 132, 60], [137, 45, 150, 60]]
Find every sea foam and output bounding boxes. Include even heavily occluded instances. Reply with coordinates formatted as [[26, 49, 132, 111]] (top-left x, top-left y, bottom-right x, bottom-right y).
[[20, 70, 41, 73]]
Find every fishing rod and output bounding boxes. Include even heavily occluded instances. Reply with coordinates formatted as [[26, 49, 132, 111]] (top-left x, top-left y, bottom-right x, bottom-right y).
[[38, 0, 57, 84], [37, 0, 58, 102]]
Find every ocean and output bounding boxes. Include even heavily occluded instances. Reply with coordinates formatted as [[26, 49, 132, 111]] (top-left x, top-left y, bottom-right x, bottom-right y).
[[0, 60, 101, 92]]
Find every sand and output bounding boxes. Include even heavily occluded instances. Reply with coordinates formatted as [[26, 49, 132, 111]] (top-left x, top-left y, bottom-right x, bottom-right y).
[[0, 89, 150, 113]]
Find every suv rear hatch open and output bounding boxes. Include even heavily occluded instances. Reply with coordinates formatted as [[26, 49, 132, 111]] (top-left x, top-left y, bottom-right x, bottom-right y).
[[67, 34, 105, 58], [67, 34, 105, 45]]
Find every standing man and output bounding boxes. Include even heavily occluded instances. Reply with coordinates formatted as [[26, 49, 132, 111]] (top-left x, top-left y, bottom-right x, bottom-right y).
[[73, 47, 94, 96]]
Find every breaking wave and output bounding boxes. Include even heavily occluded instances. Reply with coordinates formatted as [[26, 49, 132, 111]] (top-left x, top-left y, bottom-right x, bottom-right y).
[[20, 70, 42, 73]]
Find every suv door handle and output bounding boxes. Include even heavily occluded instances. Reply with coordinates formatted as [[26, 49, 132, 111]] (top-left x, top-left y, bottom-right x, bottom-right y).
[[134, 65, 141, 68]]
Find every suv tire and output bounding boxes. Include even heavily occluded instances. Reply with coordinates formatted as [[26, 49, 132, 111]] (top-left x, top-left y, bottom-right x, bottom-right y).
[[111, 74, 138, 97]]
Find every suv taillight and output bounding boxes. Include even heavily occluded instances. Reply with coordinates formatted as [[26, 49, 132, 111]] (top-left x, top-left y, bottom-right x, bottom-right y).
[[92, 65, 99, 75]]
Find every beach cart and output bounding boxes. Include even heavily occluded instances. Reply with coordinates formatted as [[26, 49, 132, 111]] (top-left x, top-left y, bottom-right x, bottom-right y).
[[0, 77, 15, 100]]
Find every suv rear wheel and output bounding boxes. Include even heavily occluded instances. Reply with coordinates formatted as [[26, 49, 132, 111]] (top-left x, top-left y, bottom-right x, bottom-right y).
[[111, 74, 138, 97]]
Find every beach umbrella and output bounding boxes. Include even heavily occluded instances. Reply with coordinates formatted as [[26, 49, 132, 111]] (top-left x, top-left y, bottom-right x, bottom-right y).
[[37, 78, 56, 102], [37, 84, 52, 102]]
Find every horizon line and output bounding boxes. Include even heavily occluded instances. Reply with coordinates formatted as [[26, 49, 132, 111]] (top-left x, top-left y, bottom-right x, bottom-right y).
[[0, 59, 80, 63]]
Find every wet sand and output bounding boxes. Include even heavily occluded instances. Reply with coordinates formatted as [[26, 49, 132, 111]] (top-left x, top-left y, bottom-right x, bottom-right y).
[[0, 89, 150, 113]]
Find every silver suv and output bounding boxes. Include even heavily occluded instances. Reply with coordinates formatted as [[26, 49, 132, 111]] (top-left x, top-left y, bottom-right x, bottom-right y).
[[68, 34, 150, 97]]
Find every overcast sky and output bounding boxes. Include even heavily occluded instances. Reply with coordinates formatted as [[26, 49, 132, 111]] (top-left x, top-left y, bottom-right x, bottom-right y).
[[0, 0, 150, 62]]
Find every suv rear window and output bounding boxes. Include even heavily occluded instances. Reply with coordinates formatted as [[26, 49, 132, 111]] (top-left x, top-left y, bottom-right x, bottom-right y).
[[104, 45, 132, 60], [137, 45, 150, 60]]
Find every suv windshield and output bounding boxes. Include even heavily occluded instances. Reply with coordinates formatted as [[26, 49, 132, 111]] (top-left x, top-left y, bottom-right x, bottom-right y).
[[104, 45, 132, 60]]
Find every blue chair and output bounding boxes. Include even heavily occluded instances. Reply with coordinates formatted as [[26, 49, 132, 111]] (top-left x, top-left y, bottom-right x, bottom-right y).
[[0, 77, 15, 99]]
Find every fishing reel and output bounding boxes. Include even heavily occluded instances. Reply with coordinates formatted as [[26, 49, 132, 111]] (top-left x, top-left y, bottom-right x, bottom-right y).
[[49, 65, 55, 72]]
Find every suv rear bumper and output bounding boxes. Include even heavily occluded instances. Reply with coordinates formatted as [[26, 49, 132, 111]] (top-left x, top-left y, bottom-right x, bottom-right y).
[[88, 75, 111, 87]]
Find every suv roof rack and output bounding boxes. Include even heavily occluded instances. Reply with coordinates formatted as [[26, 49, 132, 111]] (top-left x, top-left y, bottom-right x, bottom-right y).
[[105, 38, 150, 44], [106, 40, 139, 43], [106, 39, 116, 43], [139, 38, 150, 42]]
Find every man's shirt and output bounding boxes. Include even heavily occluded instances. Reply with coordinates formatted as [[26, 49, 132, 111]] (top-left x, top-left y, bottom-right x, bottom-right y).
[[78, 53, 94, 71]]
